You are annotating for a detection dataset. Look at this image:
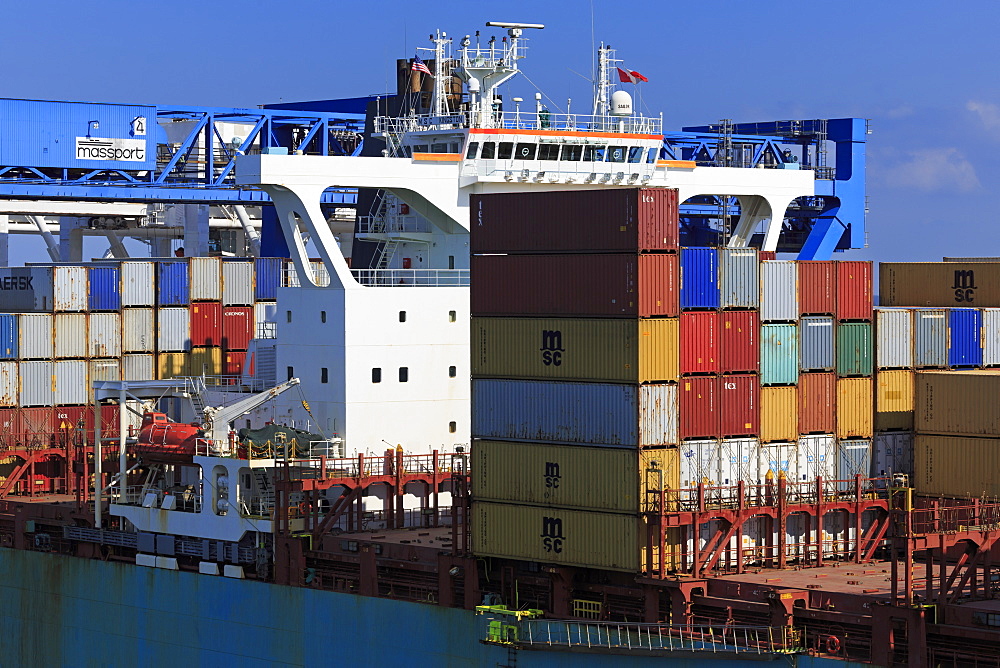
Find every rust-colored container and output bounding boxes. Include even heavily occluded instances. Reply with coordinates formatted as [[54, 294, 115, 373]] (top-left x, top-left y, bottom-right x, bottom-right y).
[[221, 306, 254, 351], [470, 187, 679, 254], [836, 261, 873, 321], [471, 253, 678, 317], [761, 386, 797, 442], [680, 311, 718, 374], [18, 407, 54, 440], [719, 310, 759, 373], [679, 376, 718, 440], [798, 261, 836, 315], [224, 351, 247, 376], [719, 374, 759, 436], [189, 302, 223, 347], [798, 372, 836, 434]]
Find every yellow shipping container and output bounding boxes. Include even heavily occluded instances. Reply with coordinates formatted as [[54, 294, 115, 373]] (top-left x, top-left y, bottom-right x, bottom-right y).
[[639, 447, 681, 513], [916, 369, 1000, 436], [472, 501, 640, 571], [880, 262, 1000, 307], [915, 434, 1000, 498], [760, 386, 797, 442], [837, 377, 873, 439], [472, 317, 678, 383], [640, 517, 683, 575], [189, 346, 223, 376], [875, 370, 914, 431], [157, 352, 188, 379]]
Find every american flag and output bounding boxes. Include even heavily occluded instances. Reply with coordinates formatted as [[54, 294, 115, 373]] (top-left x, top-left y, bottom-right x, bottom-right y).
[[411, 56, 433, 76]]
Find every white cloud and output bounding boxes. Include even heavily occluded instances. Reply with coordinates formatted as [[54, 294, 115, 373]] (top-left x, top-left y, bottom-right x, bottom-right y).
[[967, 100, 1000, 137], [879, 147, 980, 192], [885, 105, 914, 119]]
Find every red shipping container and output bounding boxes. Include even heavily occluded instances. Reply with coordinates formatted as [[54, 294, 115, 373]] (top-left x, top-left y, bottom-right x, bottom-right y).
[[680, 312, 718, 374], [0, 407, 18, 437], [190, 302, 223, 347], [759, 251, 777, 262], [836, 261, 873, 321], [471, 253, 678, 317], [222, 306, 254, 351], [798, 372, 836, 434], [470, 187, 679, 254], [719, 310, 759, 373], [719, 374, 759, 436], [799, 261, 836, 315], [19, 407, 54, 445], [54, 405, 93, 434], [679, 376, 719, 440], [224, 351, 247, 375]]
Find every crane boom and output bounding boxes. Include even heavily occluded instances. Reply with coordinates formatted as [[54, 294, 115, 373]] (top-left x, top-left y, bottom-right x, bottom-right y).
[[201, 378, 301, 443]]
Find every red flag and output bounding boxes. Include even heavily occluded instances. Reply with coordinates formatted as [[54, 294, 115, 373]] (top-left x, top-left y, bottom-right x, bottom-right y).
[[617, 67, 648, 83], [629, 69, 649, 83]]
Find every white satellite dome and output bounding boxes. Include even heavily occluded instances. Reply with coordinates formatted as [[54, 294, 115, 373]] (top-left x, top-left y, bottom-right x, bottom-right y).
[[610, 90, 633, 116]]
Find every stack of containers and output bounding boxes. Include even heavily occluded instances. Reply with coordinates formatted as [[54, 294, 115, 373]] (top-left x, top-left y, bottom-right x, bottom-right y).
[[221, 258, 256, 377], [469, 188, 681, 573]]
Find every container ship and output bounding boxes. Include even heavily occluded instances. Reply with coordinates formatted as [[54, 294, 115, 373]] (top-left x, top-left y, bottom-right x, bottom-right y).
[[0, 21, 995, 667]]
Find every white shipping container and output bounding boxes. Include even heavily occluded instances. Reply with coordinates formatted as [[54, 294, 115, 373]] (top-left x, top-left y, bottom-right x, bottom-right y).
[[51, 266, 89, 311], [873, 432, 914, 478], [17, 313, 53, 359], [53, 313, 87, 358], [0, 361, 17, 407], [88, 313, 121, 358], [189, 257, 222, 301], [719, 248, 760, 308], [796, 434, 836, 483], [122, 308, 154, 353], [759, 442, 796, 480], [984, 309, 1000, 367], [122, 353, 154, 381], [54, 360, 87, 405], [20, 361, 53, 406], [157, 307, 191, 352], [876, 308, 913, 369], [121, 262, 155, 307], [222, 261, 254, 306], [254, 301, 278, 338], [760, 261, 798, 322], [719, 438, 760, 486], [679, 439, 721, 491], [89, 359, 121, 383], [0, 266, 88, 312]]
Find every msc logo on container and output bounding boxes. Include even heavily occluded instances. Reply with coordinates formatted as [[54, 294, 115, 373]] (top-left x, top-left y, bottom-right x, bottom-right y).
[[953, 270, 977, 303], [543, 461, 561, 488], [540, 330, 564, 366], [541, 516, 564, 553]]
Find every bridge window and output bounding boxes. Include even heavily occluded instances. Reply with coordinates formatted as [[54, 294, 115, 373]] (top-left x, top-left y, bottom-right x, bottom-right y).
[[607, 146, 626, 163], [497, 142, 514, 159], [647, 147, 659, 163], [628, 147, 644, 163], [412, 144, 428, 154], [481, 142, 496, 159], [465, 142, 479, 159], [537, 144, 559, 160], [514, 143, 536, 160], [583, 145, 604, 161], [560, 145, 582, 161], [431, 142, 450, 153]]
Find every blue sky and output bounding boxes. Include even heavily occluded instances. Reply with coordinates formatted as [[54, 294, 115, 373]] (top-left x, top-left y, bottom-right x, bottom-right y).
[[4, 1, 1000, 263]]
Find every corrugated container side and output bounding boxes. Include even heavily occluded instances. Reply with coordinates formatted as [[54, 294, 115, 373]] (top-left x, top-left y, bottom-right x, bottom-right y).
[[719, 374, 759, 436], [836, 322, 874, 377], [680, 312, 717, 374], [798, 261, 836, 315], [17, 314, 52, 360], [88, 312, 121, 358], [873, 432, 914, 478], [914, 309, 948, 367], [0, 268, 53, 312], [876, 370, 915, 431], [120, 262, 155, 307], [87, 266, 120, 311], [760, 323, 798, 385], [916, 370, 1000, 436], [799, 316, 835, 371], [157, 352, 188, 379], [797, 434, 836, 483], [122, 308, 154, 353], [222, 260, 255, 306], [880, 262, 1000, 307], [876, 308, 913, 369], [157, 261, 190, 306], [254, 258, 283, 301], [54, 360, 87, 404], [719, 310, 758, 373], [223, 351, 246, 376], [189, 257, 222, 301], [984, 309, 1000, 366], [189, 346, 223, 376], [50, 266, 88, 312], [254, 301, 278, 332], [0, 314, 17, 359], [836, 261, 873, 321], [679, 247, 719, 309], [639, 449, 683, 516], [948, 308, 983, 367], [798, 372, 836, 434], [679, 439, 721, 487], [19, 361, 53, 406], [19, 406, 53, 436], [53, 313, 87, 359], [759, 442, 796, 479], [913, 435, 1000, 497], [222, 306, 254, 351], [122, 354, 154, 382], [836, 377, 873, 439], [718, 437, 761, 485], [679, 376, 718, 440], [719, 248, 759, 308], [761, 386, 797, 443], [838, 440, 872, 490], [190, 302, 223, 347], [760, 261, 798, 322], [0, 361, 18, 407], [89, 359, 121, 383], [157, 308, 191, 352]]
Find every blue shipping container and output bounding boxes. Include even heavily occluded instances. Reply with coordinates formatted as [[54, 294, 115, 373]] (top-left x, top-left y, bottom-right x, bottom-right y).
[[87, 266, 120, 311], [0, 314, 16, 359], [680, 247, 719, 309], [157, 261, 190, 306], [255, 258, 284, 301], [761, 323, 798, 385], [948, 308, 983, 367]]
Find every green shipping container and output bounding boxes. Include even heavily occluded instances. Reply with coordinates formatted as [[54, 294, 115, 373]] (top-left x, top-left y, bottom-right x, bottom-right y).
[[760, 323, 798, 385], [837, 322, 874, 376]]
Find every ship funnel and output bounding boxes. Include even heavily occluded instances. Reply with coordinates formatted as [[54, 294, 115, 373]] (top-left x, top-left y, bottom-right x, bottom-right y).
[[610, 90, 633, 116]]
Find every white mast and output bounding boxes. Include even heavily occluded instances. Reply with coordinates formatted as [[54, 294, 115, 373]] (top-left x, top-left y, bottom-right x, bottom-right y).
[[592, 43, 623, 126]]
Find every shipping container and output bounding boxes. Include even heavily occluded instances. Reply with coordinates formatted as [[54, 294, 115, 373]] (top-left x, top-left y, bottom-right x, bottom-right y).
[[54, 360, 87, 405], [760, 261, 798, 322], [53, 313, 87, 359], [915, 369, 1000, 436], [88, 312, 121, 358], [798, 261, 836, 315], [87, 266, 120, 311], [122, 354, 154, 382], [189, 257, 222, 301], [873, 432, 913, 478], [0, 407, 18, 437], [254, 258, 284, 301], [0, 362, 17, 407], [914, 435, 1000, 498], [838, 440, 872, 490], [472, 317, 678, 383], [89, 359, 121, 384], [798, 372, 836, 434], [679, 312, 717, 374], [880, 262, 1000, 307], [471, 253, 678, 317], [875, 308, 913, 369], [914, 309, 948, 367], [719, 437, 761, 486], [189, 347, 223, 376], [254, 301, 278, 334], [678, 376, 718, 440], [0, 314, 17, 359], [760, 323, 798, 385], [17, 313, 52, 360], [121, 308, 154, 353], [679, 247, 719, 309], [719, 310, 758, 373], [639, 448, 682, 513], [0, 266, 87, 312], [719, 248, 759, 308], [120, 261, 155, 307], [157, 307, 191, 352], [469, 187, 680, 254], [948, 308, 983, 367], [471, 501, 639, 571], [222, 306, 254, 351], [719, 374, 758, 437], [760, 386, 797, 443], [836, 322, 873, 377], [471, 379, 677, 447], [222, 259, 255, 306], [190, 302, 223, 347], [678, 439, 721, 487], [157, 352, 188, 380], [799, 316, 834, 371], [157, 261, 190, 306], [19, 406, 54, 440], [837, 377, 873, 439], [223, 351, 246, 376], [759, 442, 796, 480], [20, 361, 53, 406], [875, 370, 914, 432], [984, 309, 1000, 366], [835, 261, 873, 321], [797, 434, 836, 483]]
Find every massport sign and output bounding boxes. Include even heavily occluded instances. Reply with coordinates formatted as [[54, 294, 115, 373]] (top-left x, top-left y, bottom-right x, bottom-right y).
[[75, 136, 147, 162]]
